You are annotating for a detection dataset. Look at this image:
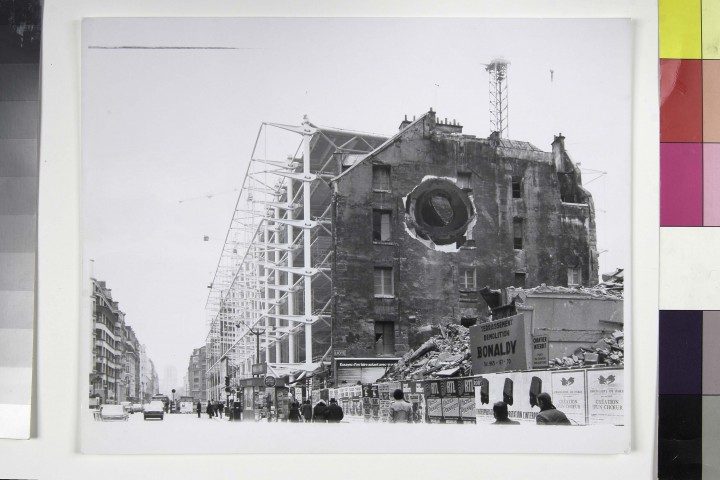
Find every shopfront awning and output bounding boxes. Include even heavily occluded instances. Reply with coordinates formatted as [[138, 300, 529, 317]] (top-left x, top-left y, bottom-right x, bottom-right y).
[[267, 362, 327, 383]]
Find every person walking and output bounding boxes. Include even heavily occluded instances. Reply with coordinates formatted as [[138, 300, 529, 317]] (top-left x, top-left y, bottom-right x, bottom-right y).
[[389, 389, 413, 423], [535, 392, 571, 425], [206, 400, 214, 419], [492, 401, 520, 425], [326, 398, 344, 423], [196, 401, 202, 419], [301, 399, 313, 422], [312, 400, 328, 423], [217, 401, 224, 419], [289, 400, 301, 422]]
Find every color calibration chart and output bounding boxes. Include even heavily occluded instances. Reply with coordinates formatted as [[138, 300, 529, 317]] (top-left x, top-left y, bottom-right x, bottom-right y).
[[0, 19, 40, 438], [659, 0, 720, 478]]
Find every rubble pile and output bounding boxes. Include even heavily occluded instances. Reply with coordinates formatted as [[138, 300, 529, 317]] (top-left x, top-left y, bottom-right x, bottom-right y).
[[381, 324, 472, 381], [508, 283, 623, 301], [549, 330, 624, 368], [380, 323, 624, 380]]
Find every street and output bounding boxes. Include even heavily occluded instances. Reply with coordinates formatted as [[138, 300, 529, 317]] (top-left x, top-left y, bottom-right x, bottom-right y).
[[94, 410, 367, 428]]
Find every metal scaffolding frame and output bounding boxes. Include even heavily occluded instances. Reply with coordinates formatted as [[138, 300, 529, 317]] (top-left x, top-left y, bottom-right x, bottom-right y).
[[204, 116, 387, 391]]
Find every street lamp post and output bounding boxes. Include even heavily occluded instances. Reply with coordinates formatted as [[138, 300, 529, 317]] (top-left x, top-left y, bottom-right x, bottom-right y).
[[171, 389, 176, 414], [247, 325, 266, 369]]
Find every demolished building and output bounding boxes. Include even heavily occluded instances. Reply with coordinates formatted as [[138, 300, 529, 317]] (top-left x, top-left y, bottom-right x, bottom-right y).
[[205, 110, 600, 389]]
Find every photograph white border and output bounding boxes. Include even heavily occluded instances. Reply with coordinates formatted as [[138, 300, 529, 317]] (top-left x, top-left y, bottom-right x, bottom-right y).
[[0, 1, 659, 479]]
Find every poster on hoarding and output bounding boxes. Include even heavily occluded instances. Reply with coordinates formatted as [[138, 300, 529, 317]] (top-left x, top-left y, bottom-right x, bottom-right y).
[[550, 371, 587, 425], [532, 335, 549, 369], [460, 397, 476, 420], [469, 314, 530, 374], [426, 397, 443, 420], [473, 371, 552, 424], [441, 396, 461, 422], [587, 369, 625, 425], [378, 383, 390, 401]]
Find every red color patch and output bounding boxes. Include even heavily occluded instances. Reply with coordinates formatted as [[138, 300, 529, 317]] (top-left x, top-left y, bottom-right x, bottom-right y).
[[660, 59, 703, 143]]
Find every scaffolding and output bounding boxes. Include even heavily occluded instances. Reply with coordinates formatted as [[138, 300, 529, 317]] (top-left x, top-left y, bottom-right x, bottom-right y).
[[204, 116, 387, 391]]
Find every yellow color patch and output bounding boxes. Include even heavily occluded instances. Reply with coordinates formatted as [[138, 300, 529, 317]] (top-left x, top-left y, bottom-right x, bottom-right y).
[[660, 0, 702, 59]]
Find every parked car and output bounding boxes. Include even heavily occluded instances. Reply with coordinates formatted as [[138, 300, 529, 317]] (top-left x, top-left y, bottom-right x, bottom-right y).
[[120, 401, 132, 413], [99, 404, 129, 422], [131, 403, 143, 413], [143, 401, 165, 421]]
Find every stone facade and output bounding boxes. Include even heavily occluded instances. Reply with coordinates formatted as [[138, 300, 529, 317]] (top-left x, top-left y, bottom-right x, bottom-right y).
[[330, 111, 598, 359]]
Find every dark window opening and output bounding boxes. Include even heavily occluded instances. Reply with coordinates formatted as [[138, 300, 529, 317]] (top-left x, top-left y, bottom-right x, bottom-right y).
[[512, 177, 522, 198], [372, 165, 391, 191], [513, 218, 523, 250], [374, 321, 395, 355], [373, 210, 392, 242], [514, 272, 526, 287]]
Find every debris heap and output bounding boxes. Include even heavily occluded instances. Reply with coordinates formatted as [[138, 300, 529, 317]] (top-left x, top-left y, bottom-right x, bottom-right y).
[[380, 324, 472, 381], [549, 330, 624, 368], [379, 323, 625, 380]]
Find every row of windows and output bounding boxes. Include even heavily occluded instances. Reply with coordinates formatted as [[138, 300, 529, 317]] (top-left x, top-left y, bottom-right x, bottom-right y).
[[374, 210, 527, 247], [372, 165, 522, 197], [373, 266, 582, 295], [95, 328, 119, 351], [374, 266, 478, 296]]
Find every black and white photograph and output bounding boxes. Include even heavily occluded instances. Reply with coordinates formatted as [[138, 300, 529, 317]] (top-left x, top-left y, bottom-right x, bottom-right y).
[[80, 16, 631, 454]]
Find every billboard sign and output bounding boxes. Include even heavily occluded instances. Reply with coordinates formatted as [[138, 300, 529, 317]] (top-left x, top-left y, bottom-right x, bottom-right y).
[[532, 335, 549, 369], [470, 314, 530, 374]]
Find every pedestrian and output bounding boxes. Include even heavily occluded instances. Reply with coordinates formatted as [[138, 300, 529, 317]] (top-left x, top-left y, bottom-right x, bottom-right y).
[[389, 389, 413, 423], [217, 401, 224, 419], [196, 401, 201, 419], [289, 400, 301, 422], [312, 400, 328, 423], [301, 399, 313, 422], [492, 401, 519, 425], [206, 400, 214, 419], [326, 398, 344, 423], [535, 392, 571, 425]]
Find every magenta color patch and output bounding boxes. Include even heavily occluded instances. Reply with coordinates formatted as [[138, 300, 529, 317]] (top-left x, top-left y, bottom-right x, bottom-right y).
[[660, 143, 703, 226], [704, 144, 720, 226]]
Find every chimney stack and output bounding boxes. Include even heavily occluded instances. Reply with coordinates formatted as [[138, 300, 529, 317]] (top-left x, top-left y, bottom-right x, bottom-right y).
[[552, 133, 566, 172]]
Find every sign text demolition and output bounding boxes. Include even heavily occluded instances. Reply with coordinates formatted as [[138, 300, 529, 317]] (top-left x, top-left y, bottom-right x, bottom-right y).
[[476, 340, 517, 358], [469, 314, 529, 374]]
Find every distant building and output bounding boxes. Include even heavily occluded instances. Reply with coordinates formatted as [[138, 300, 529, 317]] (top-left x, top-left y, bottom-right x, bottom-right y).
[[124, 326, 140, 402], [90, 279, 126, 404], [186, 346, 207, 402], [90, 278, 158, 404], [161, 365, 178, 395]]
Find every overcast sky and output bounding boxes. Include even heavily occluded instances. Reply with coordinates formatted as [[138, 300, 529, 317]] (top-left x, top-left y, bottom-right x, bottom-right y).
[[82, 17, 631, 387]]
